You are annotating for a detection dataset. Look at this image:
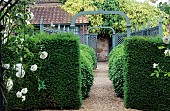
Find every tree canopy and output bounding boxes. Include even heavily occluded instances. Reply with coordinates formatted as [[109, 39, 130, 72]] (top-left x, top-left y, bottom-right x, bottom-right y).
[[62, 0, 170, 36]]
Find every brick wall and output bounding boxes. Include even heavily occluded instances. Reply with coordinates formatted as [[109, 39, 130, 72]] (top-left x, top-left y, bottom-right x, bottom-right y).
[[97, 35, 109, 62]]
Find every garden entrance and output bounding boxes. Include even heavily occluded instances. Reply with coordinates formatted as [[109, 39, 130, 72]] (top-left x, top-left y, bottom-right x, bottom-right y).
[[40, 8, 162, 61], [70, 8, 162, 61], [70, 8, 131, 62], [78, 26, 116, 61]]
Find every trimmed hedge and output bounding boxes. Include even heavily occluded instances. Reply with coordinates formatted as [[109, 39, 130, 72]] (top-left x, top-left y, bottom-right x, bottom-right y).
[[3, 33, 82, 110], [124, 36, 170, 111], [80, 50, 94, 99], [80, 44, 97, 69], [108, 44, 124, 97]]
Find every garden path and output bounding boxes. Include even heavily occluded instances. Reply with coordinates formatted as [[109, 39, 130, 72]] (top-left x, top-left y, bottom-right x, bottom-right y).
[[42, 62, 141, 111]]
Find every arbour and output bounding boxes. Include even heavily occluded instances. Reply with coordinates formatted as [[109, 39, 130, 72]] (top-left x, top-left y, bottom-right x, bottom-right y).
[[86, 26, 115, 50], [70, 8, 131, 37], [40, 7, 162, 62], [69, 8, 162, 60]]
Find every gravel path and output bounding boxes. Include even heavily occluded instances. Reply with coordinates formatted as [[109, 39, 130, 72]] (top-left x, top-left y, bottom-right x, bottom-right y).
[[42, 62, 141, 111]]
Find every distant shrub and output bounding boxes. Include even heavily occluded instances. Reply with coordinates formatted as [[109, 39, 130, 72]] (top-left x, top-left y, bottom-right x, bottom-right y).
[[80, 50, 94, 99], [108, 44, 124, 97], [80, 44, 97, 69]]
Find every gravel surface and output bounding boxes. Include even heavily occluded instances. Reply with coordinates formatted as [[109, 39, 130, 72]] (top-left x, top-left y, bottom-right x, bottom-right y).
[[42, 62, 142, 111]]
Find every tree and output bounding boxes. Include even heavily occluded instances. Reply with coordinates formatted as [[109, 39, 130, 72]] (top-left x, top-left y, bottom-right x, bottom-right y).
[[61, 0, 104, 33], [158, 2, 170, 15], [119, 0, 169, 35], [94, 0, 123, 35], [62, 0, 170, 35]]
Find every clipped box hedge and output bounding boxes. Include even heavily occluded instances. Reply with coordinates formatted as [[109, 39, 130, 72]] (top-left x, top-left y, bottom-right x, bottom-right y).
[[80, 50, 94, 99], [80, 44, 97, 69], [108, 44, 124, 97], [124, 36, 170, 111], [3, 33, 82, 110]]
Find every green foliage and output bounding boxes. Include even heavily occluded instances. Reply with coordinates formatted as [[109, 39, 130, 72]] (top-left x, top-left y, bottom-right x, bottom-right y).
[[124, 36, 170, 111], [80, 50, 94, 99], [60, 0, 67, 4], [79, 44, 95, 99], [108, 44, 124, 97], [119, 0, 170, 35], [3, 33, 82, 110], [62, 0, 169, 35], [158, 2, 170, 15], [61, 0, 104, 33], [0, 0, 34, 36], [80, 44, 97, 69], [94, 0, 123, 34]]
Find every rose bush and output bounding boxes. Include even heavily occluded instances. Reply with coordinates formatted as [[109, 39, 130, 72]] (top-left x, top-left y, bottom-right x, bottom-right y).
[[151, 36, 170, 77], [0, 1, 48, 110]]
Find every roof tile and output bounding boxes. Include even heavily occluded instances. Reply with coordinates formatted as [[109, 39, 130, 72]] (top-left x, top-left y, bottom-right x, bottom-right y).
[[30, 5, 89, 25]]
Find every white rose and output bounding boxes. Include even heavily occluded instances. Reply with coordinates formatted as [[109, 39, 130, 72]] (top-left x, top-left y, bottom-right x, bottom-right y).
[[6, 78, 13, 92], [30, 64, 37, 72], [2, 36, 7, 44], [18, 45, 24, 49], [153, 63, 159, 69], [16, 91, 22, 98], [20, 38, 24, 43], [40, 51, 48, 59], [4, 33, 7, 37], [21, 88, 28, 94], [22, 96, 26, 102], [168, 50, 170, 56], [162, 36, 170, 44], [164, 49, 169, 56], [26, 20, 30, 25], [30, 12, 34, 19], [3, 64, 10, 69], [16, 70, 25, 78], [10, 19, 13, 23], [14, 63, 23, 71]]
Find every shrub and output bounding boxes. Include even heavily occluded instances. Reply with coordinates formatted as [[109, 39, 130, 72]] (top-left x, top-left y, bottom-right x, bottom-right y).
[[3, 33, 82, 110], [124, 36, 170, 111], [80, 44, 97, 69], [108, 44, 124, 97], [80, 50, 94, 99]]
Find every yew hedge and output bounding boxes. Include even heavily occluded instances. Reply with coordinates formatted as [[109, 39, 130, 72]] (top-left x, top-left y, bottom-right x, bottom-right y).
[[3, 33, 82, 110], [124, 36, 170, 111]]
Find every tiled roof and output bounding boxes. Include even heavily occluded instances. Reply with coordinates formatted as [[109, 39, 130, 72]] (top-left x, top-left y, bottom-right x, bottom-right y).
[[30, 5, 89, 25]]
